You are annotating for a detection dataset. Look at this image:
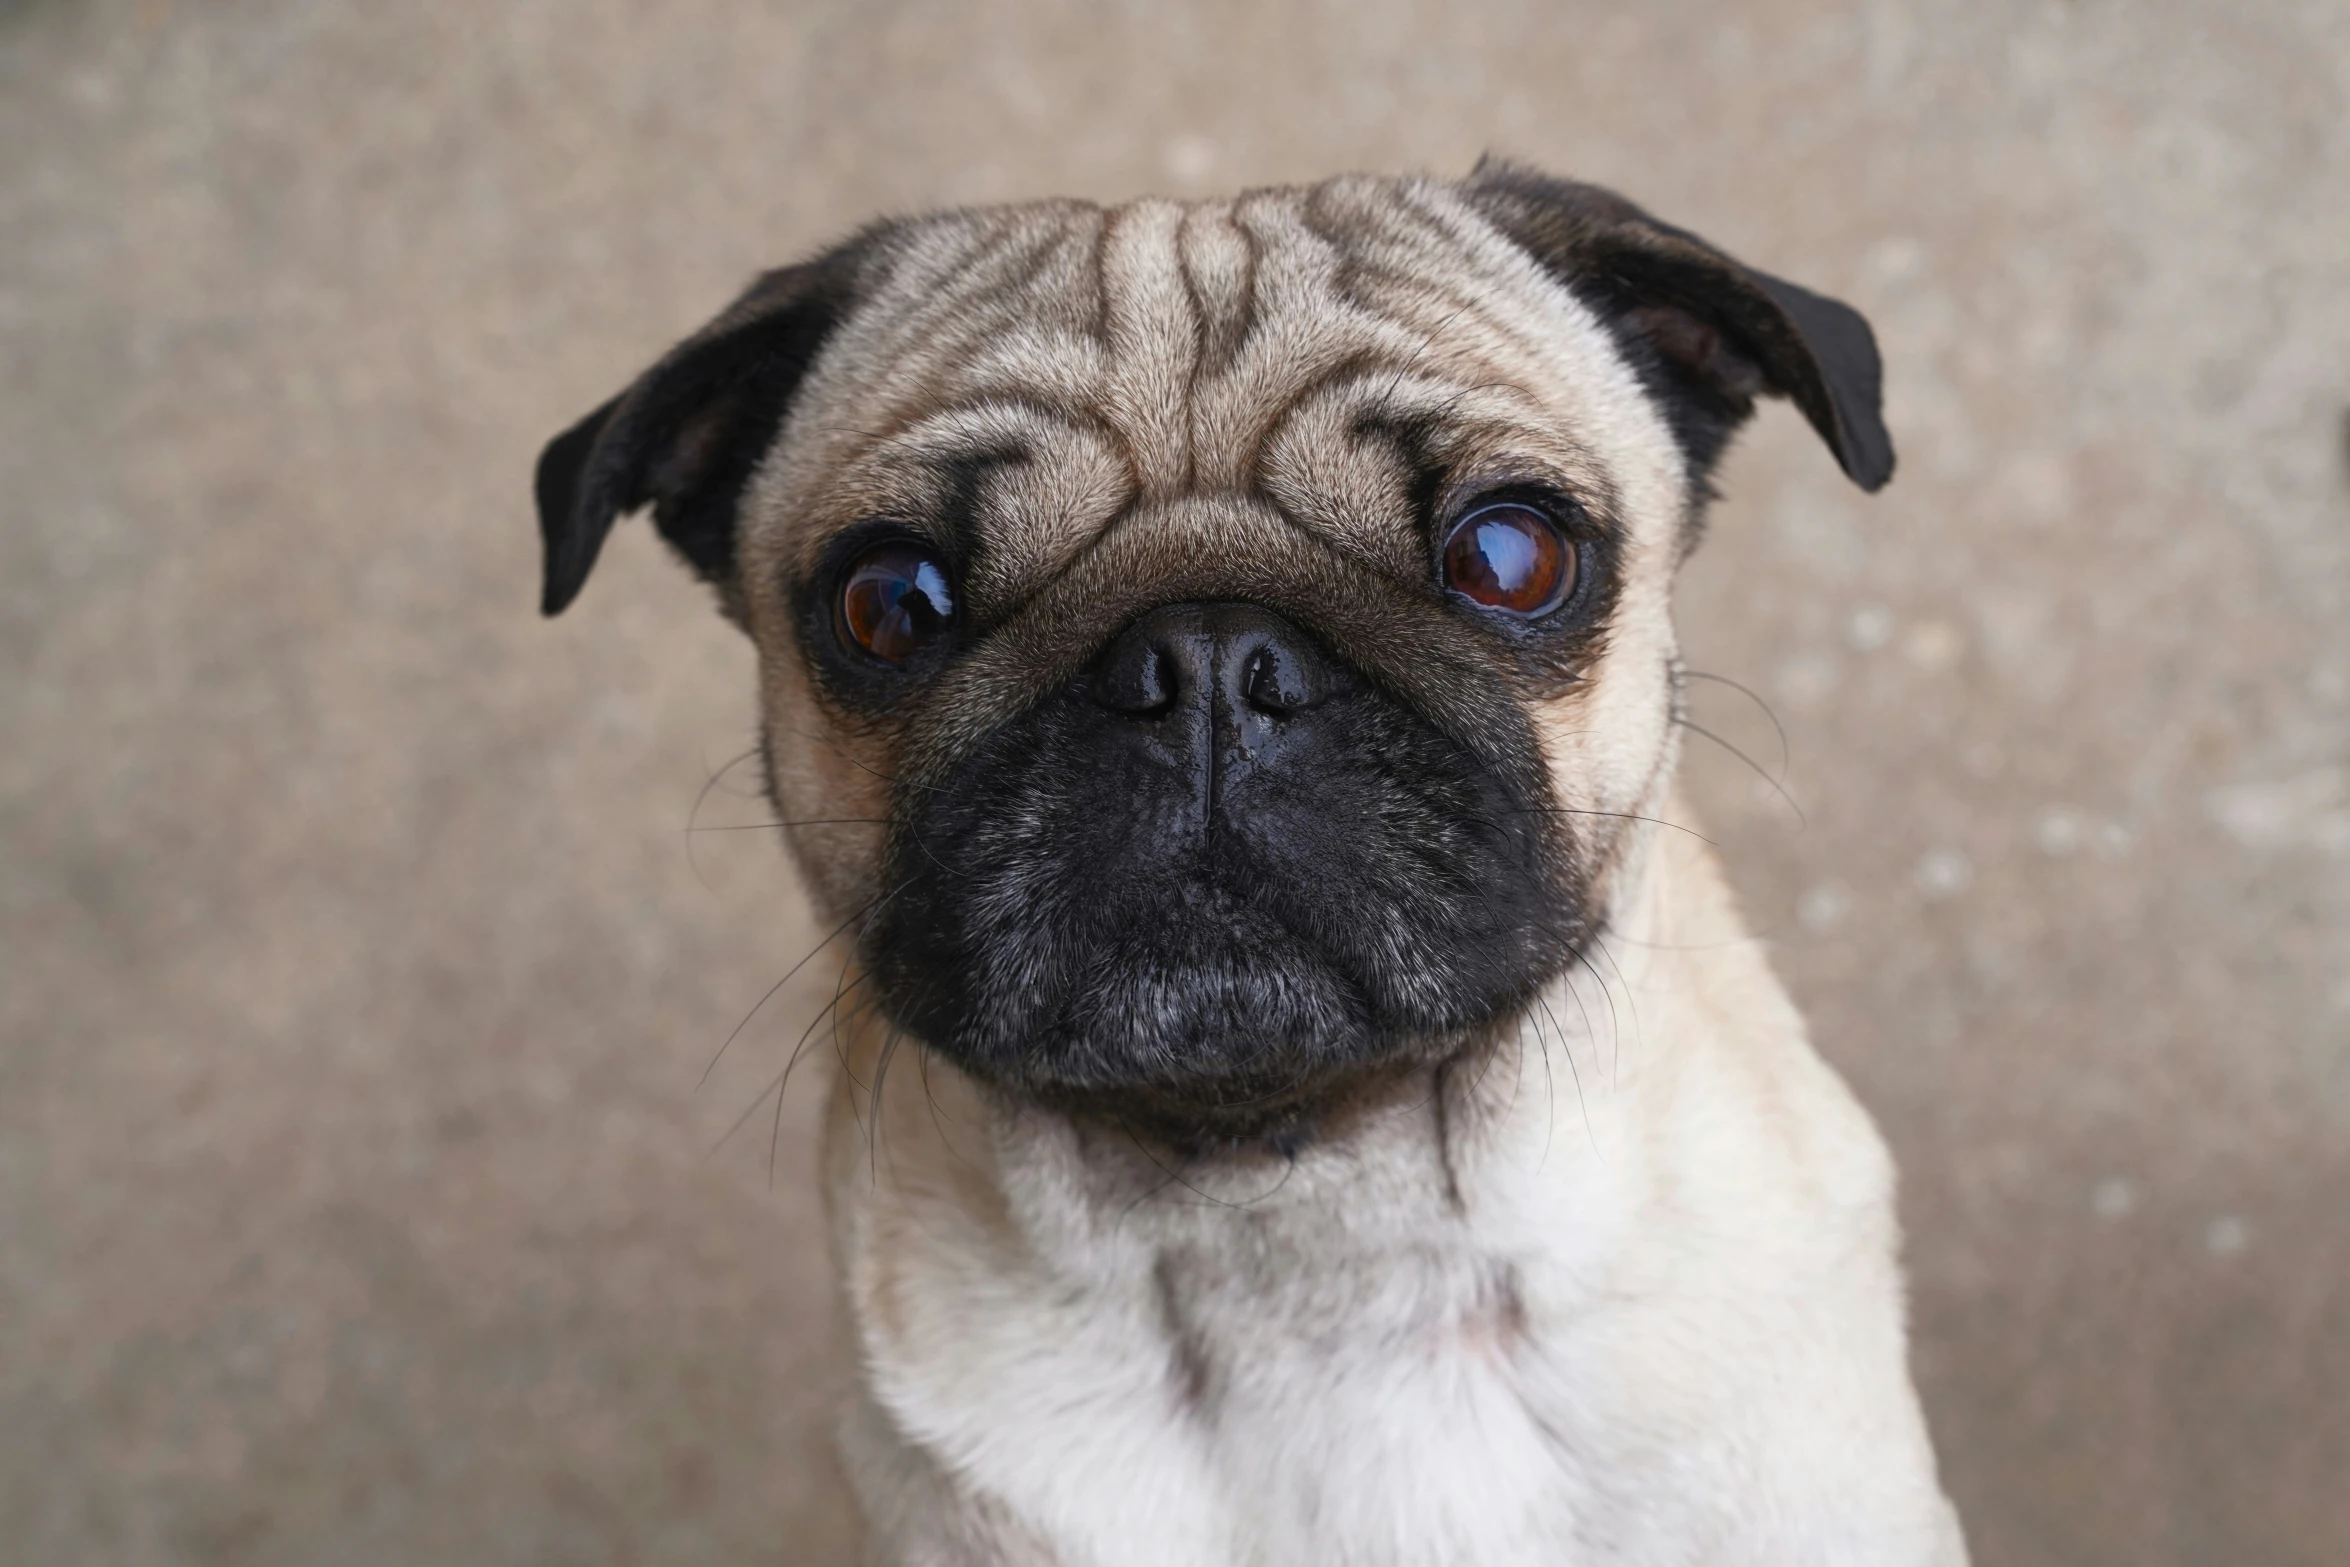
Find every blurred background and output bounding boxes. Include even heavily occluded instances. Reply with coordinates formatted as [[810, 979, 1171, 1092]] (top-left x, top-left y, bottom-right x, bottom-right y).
[[4, 0, 2346, 1561]]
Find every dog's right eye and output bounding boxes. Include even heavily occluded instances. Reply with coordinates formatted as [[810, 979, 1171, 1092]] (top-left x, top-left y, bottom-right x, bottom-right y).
[[1440, 502, 1576, 618], [837, 542, 956, 664]]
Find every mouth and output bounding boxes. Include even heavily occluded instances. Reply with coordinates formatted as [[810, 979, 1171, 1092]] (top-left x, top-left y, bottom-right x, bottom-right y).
[[859, 600, 1583, 1136]]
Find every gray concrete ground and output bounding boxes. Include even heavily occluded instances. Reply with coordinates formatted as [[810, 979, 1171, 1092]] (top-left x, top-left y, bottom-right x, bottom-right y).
[[4, 1, 2347, 1562]]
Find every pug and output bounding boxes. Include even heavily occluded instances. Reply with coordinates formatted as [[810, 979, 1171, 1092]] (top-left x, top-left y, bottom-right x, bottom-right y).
[[534, 161, 1969, 1566]]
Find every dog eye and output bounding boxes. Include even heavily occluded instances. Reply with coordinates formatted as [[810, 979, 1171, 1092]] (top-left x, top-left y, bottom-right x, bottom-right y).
[[837, 541, 956, 663], [1440, 502, 1576, 617]]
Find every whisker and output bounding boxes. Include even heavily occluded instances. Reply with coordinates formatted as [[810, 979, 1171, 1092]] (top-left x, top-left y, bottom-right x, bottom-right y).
[[1114, 1120, 1297, 1212], [706, 969, 881, 1163], [1676, 717, 1807, 829], [1519, 1006, 1557, 1172], [864, 1026, 907, 1180], [1600, 927, 1775, 952], [707, 1071, 789, 1160], [686, 747, 764, 825], [1680, 668, 1790, 780], [914, 1041, 987, 1181], [778, 950, 863, 1185], [1583, 933, 1643, 1088], [899, 820, 967, 884], [1460, 1006, 1516, 1112], [830, 946, 870, 1091], [696, 891, 889, 1090], [786, 726, 945, 794], [1538, 981, 1601, 1161], [1502, 806, 1717, 847], [683, 746, 763, 888]]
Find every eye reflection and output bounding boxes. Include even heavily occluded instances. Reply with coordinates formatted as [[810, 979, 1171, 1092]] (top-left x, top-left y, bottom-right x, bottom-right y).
[[837, 542, 956, 663], [1441, 503, 1575, 617]]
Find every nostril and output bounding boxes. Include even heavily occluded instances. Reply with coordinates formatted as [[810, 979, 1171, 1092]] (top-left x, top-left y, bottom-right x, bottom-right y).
[[1092, 640, 1178, 716], [1242, 645, 1312, 715]]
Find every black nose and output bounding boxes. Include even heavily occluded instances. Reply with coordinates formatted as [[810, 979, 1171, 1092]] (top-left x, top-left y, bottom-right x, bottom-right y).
[[1089, 602, 1341, 720]]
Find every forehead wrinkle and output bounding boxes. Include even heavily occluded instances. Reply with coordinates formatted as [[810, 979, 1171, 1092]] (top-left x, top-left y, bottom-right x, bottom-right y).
[[1362, 371, 1608, 488], [1343, 263, 1556, 400], [851, 393, 1118, 471], [1177, 200, 1259, 380], [811, 324, 1121, 535], [1211, 196, 1378, 390], [759, 211, 1103, 515], [771, 385, 1103, 563], [943, 408, 1134, 614], [860, 216, 1082, 384], [1021, 187, 1482, 508], [1200, 200, 1545, 496], [1092, 198, 1201, 497], [845, 335, 1092, 472], [1182, 191, 1417, 489], [807, 393, 1132, 587], [1172, 206, 1212, 492], [1242, 311, 1600, 500], [989, 191, 1563, 580]]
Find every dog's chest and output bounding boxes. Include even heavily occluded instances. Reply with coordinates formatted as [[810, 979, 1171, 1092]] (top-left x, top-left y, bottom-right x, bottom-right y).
[[1138, 1237, 1583, 1563], [861, 1178, 1623, 1567]]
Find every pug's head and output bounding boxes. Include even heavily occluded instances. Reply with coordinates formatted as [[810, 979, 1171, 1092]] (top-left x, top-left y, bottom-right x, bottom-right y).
[[535, 163, 1890, 1143]]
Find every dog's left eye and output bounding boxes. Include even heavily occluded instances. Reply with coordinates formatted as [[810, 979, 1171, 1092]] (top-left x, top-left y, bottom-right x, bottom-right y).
[[837, 542, 956, 663], [1441, 502, 1576, 617]]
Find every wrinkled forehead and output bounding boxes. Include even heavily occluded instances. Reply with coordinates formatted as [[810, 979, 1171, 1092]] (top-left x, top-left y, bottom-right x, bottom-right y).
[[746, 176, 1687, 612]]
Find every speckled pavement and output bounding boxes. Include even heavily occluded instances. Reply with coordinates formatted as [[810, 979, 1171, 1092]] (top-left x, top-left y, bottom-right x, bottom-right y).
[[4, 2, 2346, 1562]]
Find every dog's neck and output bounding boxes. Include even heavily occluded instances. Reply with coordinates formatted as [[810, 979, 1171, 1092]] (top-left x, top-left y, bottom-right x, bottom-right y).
[[821, 801, 1784, 1369]]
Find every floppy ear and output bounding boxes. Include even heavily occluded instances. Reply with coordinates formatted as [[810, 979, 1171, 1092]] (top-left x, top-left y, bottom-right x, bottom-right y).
[[532, 231, 885, 617], [1462, 159, 1893, 492]]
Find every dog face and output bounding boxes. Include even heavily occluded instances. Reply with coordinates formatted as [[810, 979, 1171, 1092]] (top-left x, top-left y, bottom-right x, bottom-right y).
[[536, 165, 1890, 1140]]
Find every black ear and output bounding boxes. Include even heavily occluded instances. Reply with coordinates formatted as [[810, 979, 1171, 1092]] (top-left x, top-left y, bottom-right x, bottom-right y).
[[532, 233, 884, 617], [1462, 159, 1893, 493]]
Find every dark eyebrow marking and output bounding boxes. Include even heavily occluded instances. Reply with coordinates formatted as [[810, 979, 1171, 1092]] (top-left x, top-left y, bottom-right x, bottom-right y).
[[1183, 205, 1263, 384], [840, 392, 1124, 466], [1089, 204, 1120, 351], [818, 394, 1144, 618], [1236, 350, 1394, 490], [1176, 209, 1209, 493], [1346, 407, 1453, 537], [1296, 183, 1378, 315], [1002, 218, 1086, 304], [921, 441, 1032, 571], [1224, 210, 1263, 376]]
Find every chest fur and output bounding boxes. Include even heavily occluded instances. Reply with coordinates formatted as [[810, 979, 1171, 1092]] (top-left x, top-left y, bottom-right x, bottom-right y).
[[857, 1201, 1599, 1565]]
